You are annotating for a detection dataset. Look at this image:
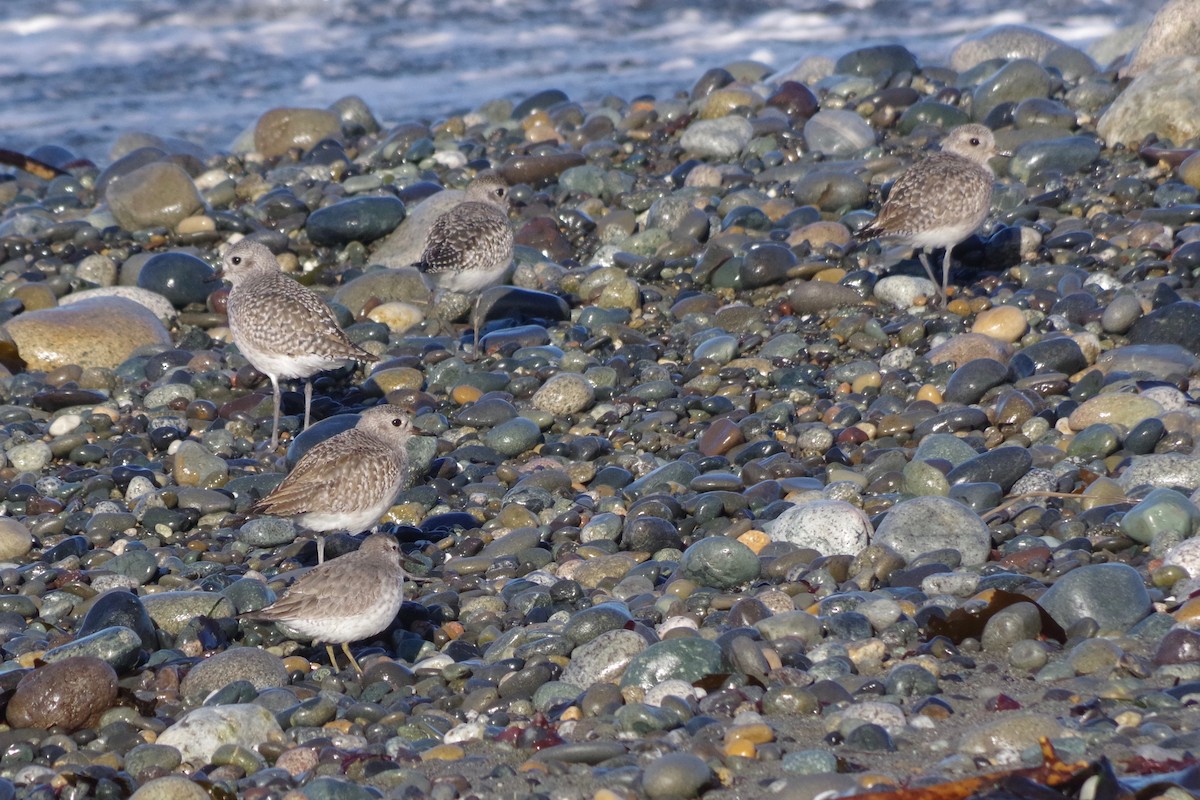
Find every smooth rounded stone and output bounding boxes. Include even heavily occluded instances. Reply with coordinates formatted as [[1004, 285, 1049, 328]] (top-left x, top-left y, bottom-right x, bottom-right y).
[[873, 496, 991, 566], [981, 602, 1042, 652], [693, 334, 738, 364], [180, 647, 288, 704], [642, 752, 711, 800], [1124, 0, 1200, 78], [677, 536, 760, 589], [619, 637, 726, 691], [136, 251, 220, 308], [1100, 294, 1144, 335], [130, 776, 211, 800], [253, 107, 341, 157], [483, 416, 541, 457], [306, 195, 406, 246], [957, 713, 1067, 762], [927, 333, 1013, 367], [1009, 136, 1102, 182], [564, 602, 632, 646], [945, 446, 1032, 493], [236, 516, 297, 547], [531, 373, 595, 415], [142, 591, 235, 636], [913, 433, 980, 467], [560, 629, 648, 689], [765, 499, 872, 556], [10, 441, 50, 473], [789, 172, 868, 214], [6, 656, 118, 732], [803, 109, 876, 156], [1121, 488, 1199, 546], [1067, 393, 1163, 432], [1099, 56, 1200, 147], [60, 286, 178, 322], [623, 515, 683, 552], [943, 358, 1010, 405], [43, 626, 143, 673], [950, 25, 1066, 71], [1155, 628, 1200, 665], [173, 440, 229, 487], [77, 589, 157, 650], [971, 305, 1027, 343], [1066, 423, 1119, 460], [972, 59, 1054, 120], [157, 703, 284, 765], [334, 268, 432, 316], [4, 297, 172, 371], [874, 275, 937, 308], [1068, 638, 1123, 675], [1009, 337, 1085, 377], [1039, 563, 1151, 633], [903, 459, 950, 496], [835, 44, 917, 78], [1097, 344, 1198, 382], [1120, 454, 1200, 492], [755, 610, 823, 644], [0, 518, 32, 561], [624, 461, 700, 498], [1128, 301, 1200, 356], [679, 116, 753, 158], [106, 161, 204, 231], [787, 281, 867, 313], [830, 700, 906, 736], [739, 243, 799, 287]]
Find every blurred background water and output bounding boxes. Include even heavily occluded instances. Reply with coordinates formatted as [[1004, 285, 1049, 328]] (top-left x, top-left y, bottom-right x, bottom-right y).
[[0, 0, 1151, 161]]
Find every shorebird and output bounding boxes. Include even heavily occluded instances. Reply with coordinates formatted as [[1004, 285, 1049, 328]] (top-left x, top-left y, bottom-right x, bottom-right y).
[[251, 404, 413, 564], [858, 124, 1005, 306], [415, 171, 514, 344], [222, 239, 378, 449], [245, 532, 405, 673]]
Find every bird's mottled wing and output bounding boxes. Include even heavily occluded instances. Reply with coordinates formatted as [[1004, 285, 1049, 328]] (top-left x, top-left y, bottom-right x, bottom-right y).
[[859, 153, 993, 240], [253, 429, 400, 517], [418, 202, 512, 274]]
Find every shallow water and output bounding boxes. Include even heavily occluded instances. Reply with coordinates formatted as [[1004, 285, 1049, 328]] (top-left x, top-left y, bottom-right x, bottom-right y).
[[0, 0, 1150, 161]]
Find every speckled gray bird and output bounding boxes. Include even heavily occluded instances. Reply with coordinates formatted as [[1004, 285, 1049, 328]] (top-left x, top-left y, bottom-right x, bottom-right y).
[[858, 124, 1004, 306], [245, 532, 405, 673], [222, 239, 378, 449], [252, 404, 413, 563], [417, 171, 514, 294]]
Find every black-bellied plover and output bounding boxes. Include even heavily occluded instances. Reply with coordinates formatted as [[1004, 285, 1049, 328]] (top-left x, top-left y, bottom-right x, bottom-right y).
[[222, 239, 378, 449], [244, 532, 404, 673], [858, 123, 1005, 306], [251, 404, 413, 563], [415, 171, 514, 343]]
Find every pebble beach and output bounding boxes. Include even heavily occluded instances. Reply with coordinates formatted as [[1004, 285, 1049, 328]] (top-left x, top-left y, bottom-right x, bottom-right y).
[[3, 3, 1200, 799]]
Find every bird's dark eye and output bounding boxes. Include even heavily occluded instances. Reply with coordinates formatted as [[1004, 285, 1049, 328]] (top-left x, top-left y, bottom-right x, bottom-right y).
[[231, 256, 242, 265], [495, 187, 505, 197], [970, 138, 981, 146], [392, 417, 403, 427]]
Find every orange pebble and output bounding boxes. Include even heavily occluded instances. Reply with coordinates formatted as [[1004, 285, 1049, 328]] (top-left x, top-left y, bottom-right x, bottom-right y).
[[737, 529, 770, 554], [726, 723, 775, 745], [1173, 596, 1200, 623], [916, 384, 943, 404], [421, 744, 465, 762], [451, 384, 483, 405], [723, 738, 757, 759]]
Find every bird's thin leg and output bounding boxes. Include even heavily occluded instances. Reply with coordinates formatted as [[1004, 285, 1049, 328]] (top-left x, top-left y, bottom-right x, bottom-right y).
[[326, 644, 340, 672], [342, 642, 363, 674], [316, 534, 325, 565], [917, 251, 943, 308], [303, 379, 313, 432], [941, 246, 954, 305], [269, 374, 282, 450], [471, 295, 483, 354]]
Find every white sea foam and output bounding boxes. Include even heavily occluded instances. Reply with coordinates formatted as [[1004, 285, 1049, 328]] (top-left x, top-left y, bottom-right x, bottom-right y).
[[0, 0, 1148, 161]]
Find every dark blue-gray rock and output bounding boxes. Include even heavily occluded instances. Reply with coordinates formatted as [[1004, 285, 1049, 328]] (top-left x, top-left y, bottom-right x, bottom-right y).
[[873, 496, 992, 566], [77, 589, 158, 651], [1009, 137, 1102, 182], [943, 358, 1010, 405], [622, 516, 684, 553], [1128, 302, 1200, 356], [136, 252, 219, 308], [43, 626, 144, 674], [835, 45, 918, 79], [306, 195, 406, 246], [641, 752, 712, 800], [677, 536, 760, 589], [1009, 337, 1086, 377], [972, 59, 1054, 120], [945, 446, 1032, 492], [624, 462, 700, 499], [1038, 563, 1151, 633], [564, 603, 633, 647]]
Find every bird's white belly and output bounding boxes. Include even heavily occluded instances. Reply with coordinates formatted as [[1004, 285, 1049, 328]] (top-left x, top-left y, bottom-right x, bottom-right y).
[[239, 343, 348, 381], [278, 587, 403, 644], [295, 493, 397, 534], [907, 219, 984, 250]]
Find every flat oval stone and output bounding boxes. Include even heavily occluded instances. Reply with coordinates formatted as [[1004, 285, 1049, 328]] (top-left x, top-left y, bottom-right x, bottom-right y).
[[677, 536, 759, 589], [943, 358, 1011, 405], [136, 252, 219, 307], [306, 195, 405, 246], [619, 637, 726, 691], [1069, 393, 1163, 432], [945, 446, 1032, 492], [873, 496, 992, 566], [1038, 563, 1151, 633]]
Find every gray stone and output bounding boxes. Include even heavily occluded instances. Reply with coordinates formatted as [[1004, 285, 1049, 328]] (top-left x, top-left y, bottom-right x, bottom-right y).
[[157, 704, 284, 765], [680, 117, 754, 159], [180, 647, 289, 704], [766, 499, 871, 556], [1099, 57, 1200, 147], [1038, 563, 1151, 633], [873, 496, 992, 566]]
